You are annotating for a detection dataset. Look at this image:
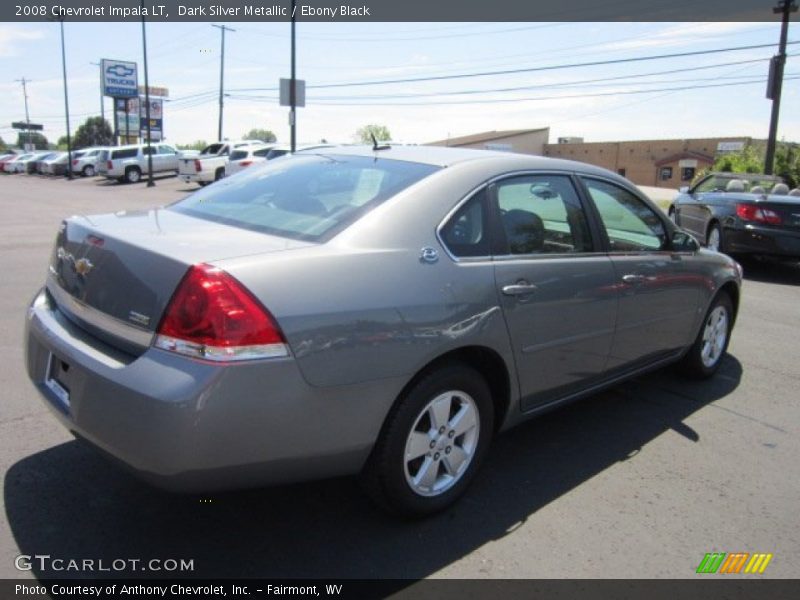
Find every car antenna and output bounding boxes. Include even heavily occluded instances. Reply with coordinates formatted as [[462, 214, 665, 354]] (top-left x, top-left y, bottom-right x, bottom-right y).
[[371, 133, 391, 151]]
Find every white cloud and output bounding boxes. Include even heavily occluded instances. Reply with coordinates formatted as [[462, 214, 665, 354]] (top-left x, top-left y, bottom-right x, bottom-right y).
[[0, 25, 44, 58]]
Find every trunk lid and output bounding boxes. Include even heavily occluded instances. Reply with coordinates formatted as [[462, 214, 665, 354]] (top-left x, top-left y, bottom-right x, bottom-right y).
[[47, 208, 310, 353], [747, 196, 800, 231]]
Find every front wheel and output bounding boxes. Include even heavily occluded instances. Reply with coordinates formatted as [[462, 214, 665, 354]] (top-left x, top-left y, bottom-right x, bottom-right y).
[[679, 292, 733, 379], [82, 165, 95, 177], [361, 363, 494, 517]]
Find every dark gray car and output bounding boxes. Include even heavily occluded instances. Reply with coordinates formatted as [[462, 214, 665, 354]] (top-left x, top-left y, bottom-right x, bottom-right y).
[[25, 146, 742, 516]]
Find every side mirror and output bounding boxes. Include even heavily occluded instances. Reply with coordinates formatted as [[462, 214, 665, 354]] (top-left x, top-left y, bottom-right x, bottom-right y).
[[671, 230, 699, 252], [679, 186, 689, 194]]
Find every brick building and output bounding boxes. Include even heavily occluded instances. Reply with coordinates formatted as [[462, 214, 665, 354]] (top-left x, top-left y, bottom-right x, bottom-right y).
[[543, 137, 754, 188], [427, 128, 550, 155]]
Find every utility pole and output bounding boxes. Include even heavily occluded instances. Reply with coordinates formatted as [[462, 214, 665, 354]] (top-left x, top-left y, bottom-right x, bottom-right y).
[[14, 77, 32, 150], [290, 0, 296, 153], [90, 61, 105, 122], [211, 24, 235, 141], [59, 19, 73, 180], [764, 0, 797, 175], [142, 1, 155, 187]]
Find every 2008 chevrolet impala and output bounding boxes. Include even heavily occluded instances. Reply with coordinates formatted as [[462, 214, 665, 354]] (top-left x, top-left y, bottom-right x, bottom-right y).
[[25, 146, 741, 516]]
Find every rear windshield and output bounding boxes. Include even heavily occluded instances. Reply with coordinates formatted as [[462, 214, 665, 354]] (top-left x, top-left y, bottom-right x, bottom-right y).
[[111, 148, 138, 160], [229, 150, 249, 161], [201, 143, 225, 155], [266, 149, 289, 160], [170, 154, 440, 241]]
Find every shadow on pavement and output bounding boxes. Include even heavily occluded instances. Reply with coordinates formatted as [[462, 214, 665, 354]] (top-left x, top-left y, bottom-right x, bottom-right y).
[[5, 357, 741, 581], [739, 256, 800, 286]]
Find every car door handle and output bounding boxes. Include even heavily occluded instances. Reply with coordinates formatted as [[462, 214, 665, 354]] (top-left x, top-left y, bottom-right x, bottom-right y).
[[502, 282, 538, 296], [621, 274, 646, 284]]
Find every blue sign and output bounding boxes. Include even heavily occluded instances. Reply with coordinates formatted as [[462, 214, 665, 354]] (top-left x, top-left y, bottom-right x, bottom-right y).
[[101, 59, 138, 98]]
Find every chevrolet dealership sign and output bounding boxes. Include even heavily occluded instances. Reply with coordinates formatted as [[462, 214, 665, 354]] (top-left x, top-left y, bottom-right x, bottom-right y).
[[101, 59, 138, 98]]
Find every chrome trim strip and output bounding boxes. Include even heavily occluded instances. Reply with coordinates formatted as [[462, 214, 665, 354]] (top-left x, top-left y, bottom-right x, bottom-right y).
[[46, 276, 154, 348]]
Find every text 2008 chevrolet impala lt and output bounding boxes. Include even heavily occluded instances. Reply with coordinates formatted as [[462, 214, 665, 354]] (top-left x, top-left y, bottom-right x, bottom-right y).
[[25, 146, 741, 516]]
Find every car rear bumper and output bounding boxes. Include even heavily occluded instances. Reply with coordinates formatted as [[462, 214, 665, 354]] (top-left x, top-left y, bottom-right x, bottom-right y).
[[725, 224, 800, 258], [25, 289, 395, 492]]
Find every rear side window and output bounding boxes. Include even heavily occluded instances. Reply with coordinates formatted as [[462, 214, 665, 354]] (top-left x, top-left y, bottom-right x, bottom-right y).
[[111, 148, 138, 160], [253, 147, 272, 158], [582, 178, 666, 251], [229, 150, 249, 161], [201, 144, 225, 155], [171, 154, 440, 241], [266, 149, 288, 160]]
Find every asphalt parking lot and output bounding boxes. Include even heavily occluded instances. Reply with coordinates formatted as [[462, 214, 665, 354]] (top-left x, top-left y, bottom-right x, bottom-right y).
[[0, 173, 798, 580]]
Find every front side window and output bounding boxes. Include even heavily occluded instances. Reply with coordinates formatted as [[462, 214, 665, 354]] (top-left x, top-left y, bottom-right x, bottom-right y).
[[582, 178, 666, 252], [171, 154, 440, 241], [496, 175, 592, 255], [158, 145, 176, 155]]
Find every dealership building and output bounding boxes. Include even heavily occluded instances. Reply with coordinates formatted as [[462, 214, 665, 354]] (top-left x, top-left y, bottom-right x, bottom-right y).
[[427, 129, 755, 188]]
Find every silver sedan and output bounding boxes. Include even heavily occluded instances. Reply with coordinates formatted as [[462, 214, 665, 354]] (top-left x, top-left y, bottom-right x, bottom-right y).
[[25, 145, 741, 516]]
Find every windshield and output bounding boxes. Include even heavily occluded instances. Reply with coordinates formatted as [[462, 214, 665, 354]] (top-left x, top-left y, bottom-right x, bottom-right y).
[[170, 154, 440, 242]]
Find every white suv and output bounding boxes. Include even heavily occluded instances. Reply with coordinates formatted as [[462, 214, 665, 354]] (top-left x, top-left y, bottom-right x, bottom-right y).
[[97, 143, 180, 183]]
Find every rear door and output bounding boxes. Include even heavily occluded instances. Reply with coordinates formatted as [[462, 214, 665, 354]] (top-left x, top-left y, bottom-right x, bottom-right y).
[[489, 173, 618, 410], [579, 177, 702, 371]]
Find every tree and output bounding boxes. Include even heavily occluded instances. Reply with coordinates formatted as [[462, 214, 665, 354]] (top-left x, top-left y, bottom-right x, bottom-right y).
[[16, 131, 48, 150], [710, 142, 800, 188], [243, 128, 277, 143], [355, 124, 391, 144], [176, 140, 208, 151], [0, 136, 7, 152], [57, 136, 69, 150], [72, 117, 114, 149]]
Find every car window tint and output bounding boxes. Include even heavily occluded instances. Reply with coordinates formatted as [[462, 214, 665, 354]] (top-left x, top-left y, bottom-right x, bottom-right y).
[[253, 148, 272, 158], [202, 144, 224, 155], [142, 146, 156, 155], [171, 154, 440, 242], [229, 150, 249, 161], [158, 145, 176, 155], [496, 175, 591, 255], [440, 189, 489, 258], [583, 178, 666, 251], [111, 148, 138, 159]]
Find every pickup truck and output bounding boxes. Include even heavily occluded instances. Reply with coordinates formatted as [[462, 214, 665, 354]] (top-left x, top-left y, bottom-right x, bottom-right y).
[[178, 140, 265, 186]]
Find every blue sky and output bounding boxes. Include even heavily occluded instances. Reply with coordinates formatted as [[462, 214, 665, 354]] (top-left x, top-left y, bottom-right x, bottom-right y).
[[0, 21, 797, 146]]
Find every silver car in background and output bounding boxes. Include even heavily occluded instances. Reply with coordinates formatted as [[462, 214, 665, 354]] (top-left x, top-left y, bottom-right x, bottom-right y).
[[25, 146, 741, 516]]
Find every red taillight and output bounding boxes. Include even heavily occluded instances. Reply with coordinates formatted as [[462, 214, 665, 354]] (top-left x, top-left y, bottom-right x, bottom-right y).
[[72, 159, 79, 166], [239, 160, 253, 167], [736, 203, 781, 225], [106, 160, 113, 170], [194, 159, 202, 172], [154, 264, 287, 362]]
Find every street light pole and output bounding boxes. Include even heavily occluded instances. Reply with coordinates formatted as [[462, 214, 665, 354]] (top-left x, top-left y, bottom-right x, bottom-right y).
[[764, 0, 797, 175], [59, 19, 73, 180], [211, 24, 235, 141], [141, 0, 155, 187], [290, 0, 296, 153]]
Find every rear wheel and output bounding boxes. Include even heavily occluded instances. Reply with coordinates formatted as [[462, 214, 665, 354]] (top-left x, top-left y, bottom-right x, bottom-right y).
[[361, 363, 494, 517], [125, 167, 141, 184], [214, 167, 225, 182], [82, 165, 95, 177], [679, 292, 733, 379], [706, 223, 723, 252]]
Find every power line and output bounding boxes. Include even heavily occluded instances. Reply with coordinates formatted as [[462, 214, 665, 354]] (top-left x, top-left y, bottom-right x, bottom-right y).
[[305, 41, 800, 89]]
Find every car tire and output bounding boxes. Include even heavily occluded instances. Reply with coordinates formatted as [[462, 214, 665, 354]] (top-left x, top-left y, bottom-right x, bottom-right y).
[[125, 167, 142, 184], [706, 222, 723, 253], [198, 181, 209, 187], [214, 167, 225, 182], [361, 363, 494, 517], [82, 165, 95, 177], [679, 292, 734, 379]]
